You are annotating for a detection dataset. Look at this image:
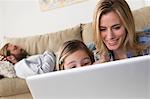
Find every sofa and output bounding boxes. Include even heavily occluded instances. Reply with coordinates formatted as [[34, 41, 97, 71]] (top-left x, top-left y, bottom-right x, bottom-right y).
[[0, 6, 150, 99]]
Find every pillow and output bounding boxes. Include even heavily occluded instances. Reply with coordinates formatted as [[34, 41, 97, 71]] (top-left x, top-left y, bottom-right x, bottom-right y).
[[4, 25, 82, 55], [137, 31, 150, 46], [144, 26, 150, 32], [0, 61, 16, 78]]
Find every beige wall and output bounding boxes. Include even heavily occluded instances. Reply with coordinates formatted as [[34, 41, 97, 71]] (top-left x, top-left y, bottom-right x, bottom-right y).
[[126, 0, 150, 10]]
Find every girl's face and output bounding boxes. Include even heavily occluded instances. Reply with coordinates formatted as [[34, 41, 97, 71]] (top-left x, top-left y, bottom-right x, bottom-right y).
[[100, 11, 126, 51], [63, 50, 92, 69]]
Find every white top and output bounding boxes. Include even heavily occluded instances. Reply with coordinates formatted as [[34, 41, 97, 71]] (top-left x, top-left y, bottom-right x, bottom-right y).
[[15, 51, 56, 79]]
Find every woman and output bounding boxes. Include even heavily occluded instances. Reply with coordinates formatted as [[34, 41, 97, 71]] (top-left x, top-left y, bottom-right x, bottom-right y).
[[56, 40, 95, 70], [93, 0, 150, 63]]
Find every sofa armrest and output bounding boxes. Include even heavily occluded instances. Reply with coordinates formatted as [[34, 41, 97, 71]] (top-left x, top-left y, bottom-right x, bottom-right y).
[[0, 78, 29, 97]]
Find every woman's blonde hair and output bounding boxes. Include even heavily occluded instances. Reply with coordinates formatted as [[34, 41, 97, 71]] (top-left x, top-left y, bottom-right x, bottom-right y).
[[93, 0, 144, 56], [56, 40, 95, 70]]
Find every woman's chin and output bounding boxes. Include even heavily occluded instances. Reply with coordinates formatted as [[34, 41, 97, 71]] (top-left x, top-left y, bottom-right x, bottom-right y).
[[107, 45, 119, 51]]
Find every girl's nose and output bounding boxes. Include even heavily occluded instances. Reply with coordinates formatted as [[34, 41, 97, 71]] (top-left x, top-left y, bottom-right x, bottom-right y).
[[77, 63, 82, 68]]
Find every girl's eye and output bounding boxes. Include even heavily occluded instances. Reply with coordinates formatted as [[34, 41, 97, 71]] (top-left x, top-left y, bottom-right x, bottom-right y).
[[71, 66, 76, 68], [82, 62, 91, 66]]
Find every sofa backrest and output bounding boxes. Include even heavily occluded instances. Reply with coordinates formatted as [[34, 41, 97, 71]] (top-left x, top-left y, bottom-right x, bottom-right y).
[[4, 25, 82, 55], [133, 6, 150, 31]]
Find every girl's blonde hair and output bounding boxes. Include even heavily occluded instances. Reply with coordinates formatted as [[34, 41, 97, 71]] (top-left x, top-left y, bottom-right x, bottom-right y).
[[56, 40, 95, 70], [93, 0, 145, 56]]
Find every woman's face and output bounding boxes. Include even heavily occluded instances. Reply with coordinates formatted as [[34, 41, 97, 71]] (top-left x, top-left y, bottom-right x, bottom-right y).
[[100, 11, 126, 51], [63, 50, 92, 69]]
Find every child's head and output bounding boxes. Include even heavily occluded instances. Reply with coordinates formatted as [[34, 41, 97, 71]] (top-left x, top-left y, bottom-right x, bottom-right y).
[[57, 40, 95, 70]]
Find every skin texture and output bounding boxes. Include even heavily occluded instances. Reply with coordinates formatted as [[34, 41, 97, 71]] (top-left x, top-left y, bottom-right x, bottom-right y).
[[63, 50, 92, 69]]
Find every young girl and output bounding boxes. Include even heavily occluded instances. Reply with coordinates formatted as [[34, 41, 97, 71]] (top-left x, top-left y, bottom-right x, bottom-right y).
[[56, 40, 95, 70]]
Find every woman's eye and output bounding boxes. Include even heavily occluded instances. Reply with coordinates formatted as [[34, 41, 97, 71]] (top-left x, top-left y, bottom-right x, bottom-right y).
[[100, 28, 106, 32], [113, 26, 120, 30]]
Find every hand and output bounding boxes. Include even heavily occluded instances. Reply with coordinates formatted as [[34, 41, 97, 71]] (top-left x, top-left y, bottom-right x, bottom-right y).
[[6, 55, 17, 64]]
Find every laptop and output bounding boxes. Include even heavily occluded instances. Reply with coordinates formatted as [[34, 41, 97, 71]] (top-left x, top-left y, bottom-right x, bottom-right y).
[[26, 55, 150, 99]]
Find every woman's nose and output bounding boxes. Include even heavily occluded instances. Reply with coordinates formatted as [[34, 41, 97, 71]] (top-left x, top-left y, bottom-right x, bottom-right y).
[[107, 29, 115, 39]]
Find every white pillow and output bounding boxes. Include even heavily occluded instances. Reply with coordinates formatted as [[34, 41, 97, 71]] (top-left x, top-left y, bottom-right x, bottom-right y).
[[0, 61, 16, 78]]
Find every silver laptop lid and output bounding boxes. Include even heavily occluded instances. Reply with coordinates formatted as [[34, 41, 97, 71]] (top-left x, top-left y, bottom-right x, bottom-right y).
[[26, 55, 150, 99]]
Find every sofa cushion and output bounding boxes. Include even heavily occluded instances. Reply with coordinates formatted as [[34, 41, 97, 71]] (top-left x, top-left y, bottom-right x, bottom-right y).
[[4, 25, 82, 55], [0, 78, 29, 97], [0, 93, 32, 99]]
